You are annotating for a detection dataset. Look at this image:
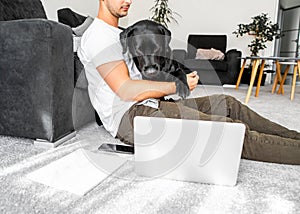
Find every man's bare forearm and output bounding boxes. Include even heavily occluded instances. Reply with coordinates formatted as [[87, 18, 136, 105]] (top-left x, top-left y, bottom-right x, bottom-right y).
[[96, 60, 181, 102], [116, 79, 176, 102]]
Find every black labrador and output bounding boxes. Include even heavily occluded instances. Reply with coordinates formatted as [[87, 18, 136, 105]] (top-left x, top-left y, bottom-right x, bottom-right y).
[[120, 20, 190, 99]]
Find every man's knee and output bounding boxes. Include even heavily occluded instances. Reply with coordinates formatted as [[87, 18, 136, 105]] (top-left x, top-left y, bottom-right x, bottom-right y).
[[223, 94, 239, 104]]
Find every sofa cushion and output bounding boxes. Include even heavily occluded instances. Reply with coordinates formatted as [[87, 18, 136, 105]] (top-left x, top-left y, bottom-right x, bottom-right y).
[[57, 9, 90, 89], [72, 16, 94, 36], [195, 48, 225, 60], [187, 35, 227, 59], [74, 53, 89, 89], [57, 8, 86, 28], [184, 59, 228, 72], [0, 0, 47, 21], [72, 16, 94, 52]]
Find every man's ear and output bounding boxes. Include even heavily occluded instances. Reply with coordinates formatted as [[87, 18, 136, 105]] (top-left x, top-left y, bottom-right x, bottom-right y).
[[119, 26, 134, 54]]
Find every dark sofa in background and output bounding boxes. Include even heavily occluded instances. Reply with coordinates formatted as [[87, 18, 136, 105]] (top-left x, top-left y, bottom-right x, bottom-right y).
[[173, 35, 242, 85], [0, 0, 95, 145]]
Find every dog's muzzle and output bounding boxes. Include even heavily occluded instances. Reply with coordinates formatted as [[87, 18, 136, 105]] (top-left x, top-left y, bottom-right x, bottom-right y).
[[142, 64, 160, 78]]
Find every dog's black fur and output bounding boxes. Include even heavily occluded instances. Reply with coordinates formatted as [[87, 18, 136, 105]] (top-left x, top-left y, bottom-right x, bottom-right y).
[[120, 20, 190, 98]]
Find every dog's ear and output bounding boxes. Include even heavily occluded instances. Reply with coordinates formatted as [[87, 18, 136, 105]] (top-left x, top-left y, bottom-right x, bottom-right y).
[[157, 24, 172, 57], [120, 26, 134, 54], [158, 25, 171, 45]]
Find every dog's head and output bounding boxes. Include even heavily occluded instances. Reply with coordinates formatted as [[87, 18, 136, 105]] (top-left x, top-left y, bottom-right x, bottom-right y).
[[120, 20, 172, 79]]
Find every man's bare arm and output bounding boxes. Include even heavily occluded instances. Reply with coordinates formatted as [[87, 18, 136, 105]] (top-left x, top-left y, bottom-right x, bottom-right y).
[[97, 60, 177, 101]]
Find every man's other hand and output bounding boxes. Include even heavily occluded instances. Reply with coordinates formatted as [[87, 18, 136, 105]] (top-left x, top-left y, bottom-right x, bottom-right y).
[[186, 71, 199, 91]]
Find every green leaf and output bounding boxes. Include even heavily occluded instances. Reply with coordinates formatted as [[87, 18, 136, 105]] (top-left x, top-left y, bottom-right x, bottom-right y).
[[232, 13, 282, 55], [149, 0, 180, 28]]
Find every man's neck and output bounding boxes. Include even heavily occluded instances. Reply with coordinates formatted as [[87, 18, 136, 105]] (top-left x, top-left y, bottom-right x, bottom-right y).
[[97, 15, 119, 27], [97, 7, 119, 28]]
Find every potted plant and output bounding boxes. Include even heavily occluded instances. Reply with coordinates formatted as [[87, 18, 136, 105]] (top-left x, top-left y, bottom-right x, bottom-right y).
[[233, 13, 282, 56], [233, 13, 282, 85], [150, 0, 180, 28]]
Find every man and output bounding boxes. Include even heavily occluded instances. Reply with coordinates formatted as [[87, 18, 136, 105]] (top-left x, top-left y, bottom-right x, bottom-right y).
[[78, 0, 300, 164]]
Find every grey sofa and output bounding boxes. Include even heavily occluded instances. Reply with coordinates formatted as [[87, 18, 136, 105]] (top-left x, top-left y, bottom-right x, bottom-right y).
[[0, 0, 95, 145], [173, 35, 242, 85]]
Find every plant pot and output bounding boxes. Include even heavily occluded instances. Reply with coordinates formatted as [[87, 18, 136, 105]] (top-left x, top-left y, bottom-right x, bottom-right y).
[[241, 68, 266, 86]]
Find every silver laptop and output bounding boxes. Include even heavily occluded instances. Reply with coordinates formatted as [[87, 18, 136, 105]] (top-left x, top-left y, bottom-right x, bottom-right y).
[[134, 116, 245, 186]]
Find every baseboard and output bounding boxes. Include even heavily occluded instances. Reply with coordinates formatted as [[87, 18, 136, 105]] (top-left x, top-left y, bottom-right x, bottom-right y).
[[34, 131, 77, 149], [222, 84, 236, 88]]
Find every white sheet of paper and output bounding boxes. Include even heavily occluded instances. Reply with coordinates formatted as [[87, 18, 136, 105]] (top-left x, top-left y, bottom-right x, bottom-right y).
[[26, 148, 127, 196]]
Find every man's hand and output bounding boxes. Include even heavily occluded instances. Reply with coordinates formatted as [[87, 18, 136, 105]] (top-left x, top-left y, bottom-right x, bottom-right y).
[[186, 71, 199, 91]]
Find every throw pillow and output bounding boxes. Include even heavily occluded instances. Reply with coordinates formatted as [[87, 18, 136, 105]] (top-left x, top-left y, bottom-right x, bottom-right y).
[[0, 0, 47, 21], [72, 16, 94, 36], [195, 48, 225, 60], [72, 16, 94, 52], [57, 8, 86, 28]]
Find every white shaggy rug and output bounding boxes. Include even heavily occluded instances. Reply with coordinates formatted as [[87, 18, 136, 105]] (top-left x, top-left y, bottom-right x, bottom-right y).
[[0, 84, 299, 214]]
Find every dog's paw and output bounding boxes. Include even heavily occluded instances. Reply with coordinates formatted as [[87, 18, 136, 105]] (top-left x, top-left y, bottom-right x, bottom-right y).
[[175, 81, 190, 99]]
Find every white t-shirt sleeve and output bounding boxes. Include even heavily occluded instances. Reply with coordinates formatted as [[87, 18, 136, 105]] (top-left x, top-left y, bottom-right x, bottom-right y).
[[79, 20, 124, 68], [92, 41, 124, 67]]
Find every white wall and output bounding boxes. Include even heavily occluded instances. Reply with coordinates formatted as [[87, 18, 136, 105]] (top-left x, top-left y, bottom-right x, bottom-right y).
[[41, 0, 98, 21], [125, 0, 280, 56], [41, 0, 280, 56]]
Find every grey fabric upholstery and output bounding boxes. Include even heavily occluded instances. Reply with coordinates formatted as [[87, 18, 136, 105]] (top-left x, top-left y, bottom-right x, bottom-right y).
[[0, 2, 95, 143], [56, 8, 101, 127], [57, 8, 86, 28], [173, 35, 242, 85], [0, 20, 74, 142], [0, 0, 47, 21]]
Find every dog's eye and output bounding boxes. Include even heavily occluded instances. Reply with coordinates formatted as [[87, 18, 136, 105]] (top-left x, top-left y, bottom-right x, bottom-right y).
[[135, 48, 144, 56]]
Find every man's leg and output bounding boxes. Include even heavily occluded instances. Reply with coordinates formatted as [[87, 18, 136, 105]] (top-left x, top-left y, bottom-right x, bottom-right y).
[[117, 104, 157, 145], [183, 94, 300, 140], [117, 96, 300, 164], [117, 100, 232, 145], [242, 130, 300, 164], [182, 94, 300, 164]]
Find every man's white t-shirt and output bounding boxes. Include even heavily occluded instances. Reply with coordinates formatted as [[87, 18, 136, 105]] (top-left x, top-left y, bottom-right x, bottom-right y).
[[78, 18, 144, 137]]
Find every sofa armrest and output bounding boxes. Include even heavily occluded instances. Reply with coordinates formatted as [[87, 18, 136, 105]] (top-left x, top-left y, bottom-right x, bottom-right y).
[[172, 49, 187, 64], [224, 49, 242, 84], [0, 19, 74, 142], [225, 49, 241, 61]]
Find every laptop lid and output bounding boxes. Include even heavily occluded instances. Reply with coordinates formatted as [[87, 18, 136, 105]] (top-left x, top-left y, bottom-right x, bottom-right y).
[[134, 116, 245, 186]]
